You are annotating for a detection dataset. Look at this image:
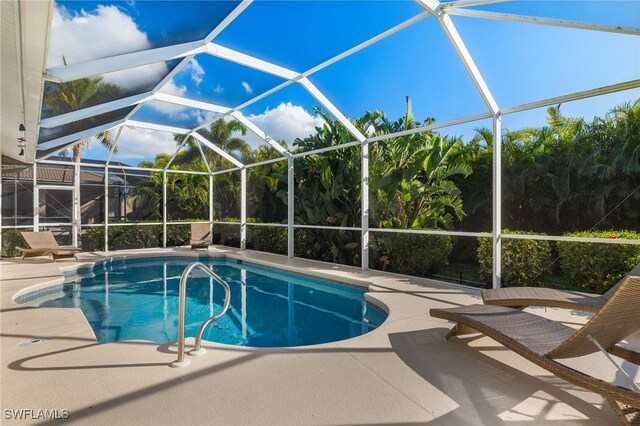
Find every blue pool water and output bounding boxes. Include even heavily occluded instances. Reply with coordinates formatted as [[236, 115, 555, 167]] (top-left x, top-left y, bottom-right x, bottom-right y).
[[19, 257, 386, 347]]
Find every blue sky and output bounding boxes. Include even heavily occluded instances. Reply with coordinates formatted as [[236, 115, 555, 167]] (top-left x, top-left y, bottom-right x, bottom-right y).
[[48, 0, 639, 164]]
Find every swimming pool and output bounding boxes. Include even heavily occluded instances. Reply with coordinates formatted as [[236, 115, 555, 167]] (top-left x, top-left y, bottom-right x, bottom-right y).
[[17, 257, 386, 347]]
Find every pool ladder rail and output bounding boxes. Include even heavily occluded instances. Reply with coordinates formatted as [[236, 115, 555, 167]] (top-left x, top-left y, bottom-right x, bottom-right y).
[[171, 262, 231, 368]]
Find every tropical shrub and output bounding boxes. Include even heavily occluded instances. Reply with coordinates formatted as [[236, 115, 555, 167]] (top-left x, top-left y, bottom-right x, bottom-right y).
[[477, 230, 552, 287], [295, 228, 360, 266], [557, 230, 640, 294], [82, 227, 104, 251], [371, 233, 453, 278], [1, 229, 27, 257]]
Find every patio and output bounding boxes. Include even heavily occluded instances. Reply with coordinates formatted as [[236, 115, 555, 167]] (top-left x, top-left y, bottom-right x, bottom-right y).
[[1, 247, 634, 425]]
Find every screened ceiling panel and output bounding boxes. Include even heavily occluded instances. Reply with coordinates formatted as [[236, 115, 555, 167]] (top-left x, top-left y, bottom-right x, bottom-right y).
[[41, 59, 181, 120], [109, 127, 183, 166], [238, 83, 338, 153], [49, 1, 240, 67], [38, 106, 134, 145], [33, 0, 639, 171], [454, 16, 640, 107], [130, 100, 219, 130], [455, 0, 640, 28], [162, 53, 287, 108], [311, 17, 489, 124], [215, 1, 426, 71]]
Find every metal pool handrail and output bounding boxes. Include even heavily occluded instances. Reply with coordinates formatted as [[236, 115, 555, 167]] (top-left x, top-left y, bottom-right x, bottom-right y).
[[170, 262, 231, 368]]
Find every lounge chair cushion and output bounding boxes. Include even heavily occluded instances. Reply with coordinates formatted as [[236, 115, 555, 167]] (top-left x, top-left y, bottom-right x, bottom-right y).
[[482, 287, 605, 312], [431, 304, 576, 356]]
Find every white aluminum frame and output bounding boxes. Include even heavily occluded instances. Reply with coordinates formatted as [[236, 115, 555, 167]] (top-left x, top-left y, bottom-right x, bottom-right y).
[[446, 8, 640, 36], [361, 139, 369, 270], [492, 115, 502, 288], [2, 0, 633, 288], [240, 168, 247, 249], [162, 170, 167, 247], [36, 6, 431, 158], [104, 164, 109, 251], [287, 157, 294, 258]]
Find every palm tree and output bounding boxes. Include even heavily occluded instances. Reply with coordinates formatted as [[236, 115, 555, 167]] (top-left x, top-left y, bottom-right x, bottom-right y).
[[172, 118, 249, 171], [43, 76, 122, 162], [166, 118, 250, 219]]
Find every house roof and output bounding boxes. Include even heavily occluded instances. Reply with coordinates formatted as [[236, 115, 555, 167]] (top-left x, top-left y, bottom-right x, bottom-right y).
[[1, 164, 113, 184]]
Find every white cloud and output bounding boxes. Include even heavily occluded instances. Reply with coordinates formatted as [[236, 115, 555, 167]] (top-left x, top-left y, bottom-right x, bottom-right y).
[[194, 111, 220, 126], [214, 83, 224, 94], [186, 59, 205, 86], [111, 128, 178, 162], [153, 80, 220, 126], [48, 5, 168, 91], [241, 81, 253, 94], [159, 79, 187, 97], [154, 80, 191, 116], [241, 102, 326, 148]]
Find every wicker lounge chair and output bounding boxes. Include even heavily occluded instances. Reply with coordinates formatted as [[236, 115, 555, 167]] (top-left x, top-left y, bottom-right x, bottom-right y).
[[16, 231, 82, 260], [482, 263, 640, 313], [430, 272, 640, 425], [190, 223, 211, 250]]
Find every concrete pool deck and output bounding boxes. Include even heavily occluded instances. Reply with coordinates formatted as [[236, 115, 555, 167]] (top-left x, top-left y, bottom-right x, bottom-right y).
[[1, 246, 638, 425]]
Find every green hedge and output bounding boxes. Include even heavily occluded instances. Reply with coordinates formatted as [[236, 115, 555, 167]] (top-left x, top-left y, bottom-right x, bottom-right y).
[[84, 226, 160, 250], [212, 218, 240, 248], [477, 230, 552, 287], [557, 230, 640, 294], [371, 233, 453, 278], [246, 224, 287, 255], [81, 220, 282, 252], [83, 223, 201, 251]]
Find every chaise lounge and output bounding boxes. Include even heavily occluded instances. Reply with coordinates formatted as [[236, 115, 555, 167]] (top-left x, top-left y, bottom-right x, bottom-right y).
[[190, 222, 211, 250], [481, 263, 640, 313], [430, 272, 640, 425], [16, 231, 83, 260]]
